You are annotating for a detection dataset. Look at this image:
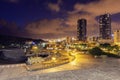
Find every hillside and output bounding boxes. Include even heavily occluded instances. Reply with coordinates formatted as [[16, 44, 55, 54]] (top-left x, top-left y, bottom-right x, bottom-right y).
[[0, 34, 44, 45]]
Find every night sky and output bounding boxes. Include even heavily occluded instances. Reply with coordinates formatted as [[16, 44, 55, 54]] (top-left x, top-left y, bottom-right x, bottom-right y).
[[0, 0, 120, 39]]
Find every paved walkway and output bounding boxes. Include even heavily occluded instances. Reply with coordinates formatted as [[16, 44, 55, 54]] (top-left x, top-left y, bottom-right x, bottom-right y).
[[0, 54, 120, 80]]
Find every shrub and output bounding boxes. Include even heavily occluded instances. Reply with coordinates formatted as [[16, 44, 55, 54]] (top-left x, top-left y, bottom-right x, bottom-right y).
[[89, 47, 104, 56], [104, 52, 120, 58]]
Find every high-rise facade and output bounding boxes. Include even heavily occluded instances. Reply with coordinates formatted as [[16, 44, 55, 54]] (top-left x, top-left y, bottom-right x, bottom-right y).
[[77, 19, 87, 41], [114, 30, 120, 46], [99, 13, 111, 39]]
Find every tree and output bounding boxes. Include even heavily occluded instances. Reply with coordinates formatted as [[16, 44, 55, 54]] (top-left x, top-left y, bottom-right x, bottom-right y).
[[100, 43, 111, 48], [89, 47, 104, 56]]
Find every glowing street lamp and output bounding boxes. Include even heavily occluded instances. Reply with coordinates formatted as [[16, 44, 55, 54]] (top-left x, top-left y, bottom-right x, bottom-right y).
[[31, 45, 39, 57], [32, 46, 38, 50], [52, 57, 56, 61]]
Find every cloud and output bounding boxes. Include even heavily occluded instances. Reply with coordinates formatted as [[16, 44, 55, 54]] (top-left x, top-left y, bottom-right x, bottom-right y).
[[9, 0, 19, 3], [65, 12, 98, 36], [73, 0, 120, 15], [3, 0, 19, 3], [25, 17, 78, 39], [111, 22, 120, 32], [2, 0, 120, 39], [65, 0, 120, 37], [111, 13, 120, 23], [48, 0, 62, 12], [25, 19, 64, 34], [48, 3, 60, 12], [0, 19, 20, 35], [0, 18, 76, 39]]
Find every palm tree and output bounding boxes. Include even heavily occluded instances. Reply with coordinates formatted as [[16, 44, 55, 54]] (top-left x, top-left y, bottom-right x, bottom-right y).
[[32, 45, 40, 57]]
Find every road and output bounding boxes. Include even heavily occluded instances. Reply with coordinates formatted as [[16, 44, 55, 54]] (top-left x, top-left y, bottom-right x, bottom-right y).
[[0, 53, 120, 80]]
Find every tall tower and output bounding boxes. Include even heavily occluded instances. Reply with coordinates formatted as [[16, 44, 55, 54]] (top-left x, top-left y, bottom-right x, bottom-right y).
[[99, 13, 111, 39], [114, 30, 120, 45], [77, 19, 87, 41]]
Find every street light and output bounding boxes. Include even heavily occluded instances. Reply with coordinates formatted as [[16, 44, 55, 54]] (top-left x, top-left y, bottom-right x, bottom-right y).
[[52, 57, 56, 61], [32, 46, 38, 50]]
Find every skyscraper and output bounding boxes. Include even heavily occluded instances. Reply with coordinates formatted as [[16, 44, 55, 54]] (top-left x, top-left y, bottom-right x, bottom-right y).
[[114, 30, 120, 46], [99, 13, 111, 39], [77, 19, 87, 41]]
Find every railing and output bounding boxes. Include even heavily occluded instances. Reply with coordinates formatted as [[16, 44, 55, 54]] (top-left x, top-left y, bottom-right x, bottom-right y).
[[26, 56, 75, 71], [0, 63, 26, 68]]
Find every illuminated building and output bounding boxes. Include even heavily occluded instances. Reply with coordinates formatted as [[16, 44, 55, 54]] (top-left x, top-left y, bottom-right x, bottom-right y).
[[87, 36, 99, 43], [114, 30, 120, 46], [77, 19, 87, 41], [66, 37, 72, 43], [99, 13, 111, 39]]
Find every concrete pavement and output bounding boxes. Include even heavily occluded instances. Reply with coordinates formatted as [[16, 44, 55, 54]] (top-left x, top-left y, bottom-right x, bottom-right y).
[[0, 54, 120, 80]]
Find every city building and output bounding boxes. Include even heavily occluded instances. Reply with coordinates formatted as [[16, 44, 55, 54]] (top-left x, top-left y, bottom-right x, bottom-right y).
[[77, 19, 87, 41], [98, 39, 113, 44], [114, 30, 120, 46], [99, 13, 111, 39], [66, 37, 72, 44], [87, 36, 99, 43]]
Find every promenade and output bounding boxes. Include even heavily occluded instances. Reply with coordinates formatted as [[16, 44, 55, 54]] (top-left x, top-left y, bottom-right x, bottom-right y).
[[0, 54, 120, 80]]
